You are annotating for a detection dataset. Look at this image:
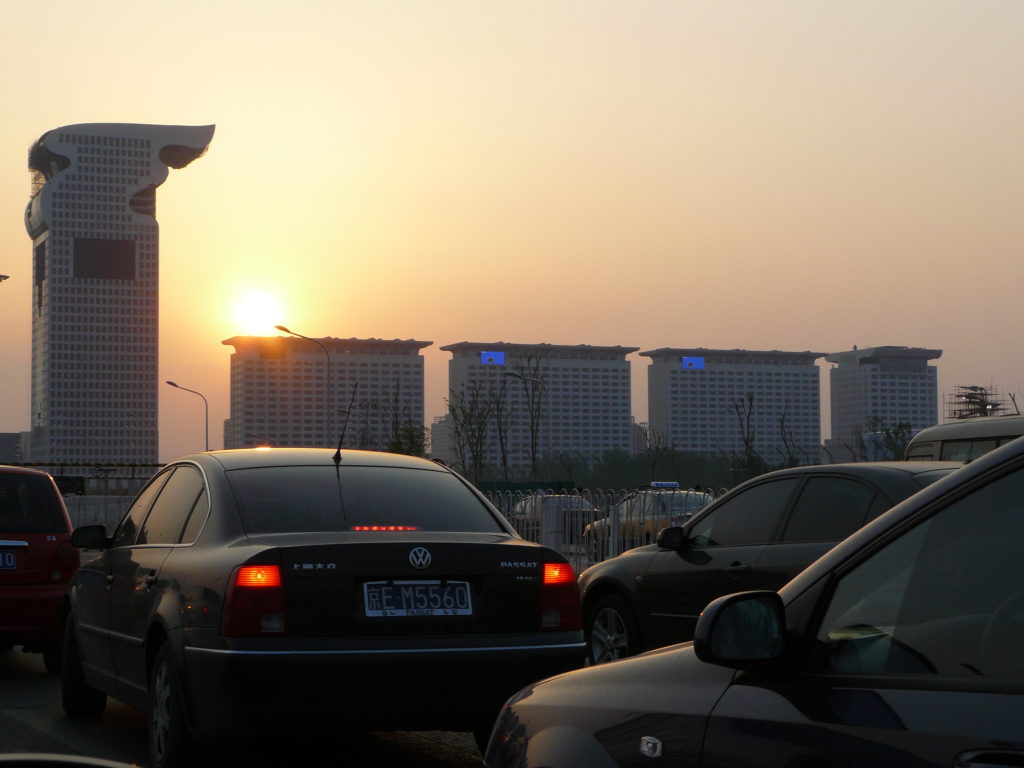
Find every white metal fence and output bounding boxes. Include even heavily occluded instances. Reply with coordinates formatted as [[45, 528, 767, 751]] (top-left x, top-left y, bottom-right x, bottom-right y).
[[484, 488, 715, 572]]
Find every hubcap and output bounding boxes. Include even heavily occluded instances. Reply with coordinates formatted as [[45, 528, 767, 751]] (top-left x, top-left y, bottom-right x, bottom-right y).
[[590, 607, 629, 663], [151, 660, 171, 762]]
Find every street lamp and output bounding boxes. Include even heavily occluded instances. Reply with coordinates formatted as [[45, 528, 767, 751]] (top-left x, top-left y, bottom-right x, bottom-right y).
[[275, 325, 334, 443], [166, 380, 209, 452]]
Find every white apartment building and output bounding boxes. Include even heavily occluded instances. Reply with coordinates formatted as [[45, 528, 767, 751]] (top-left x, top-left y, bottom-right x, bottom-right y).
[[643, 348, 825, 462], [826, 346, 941, 461], [438, 342, 638, 478], [24, 123, 214, 463], [222, 336, 431, 451]]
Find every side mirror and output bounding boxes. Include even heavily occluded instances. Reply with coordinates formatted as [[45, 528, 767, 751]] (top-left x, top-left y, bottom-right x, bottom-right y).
[[693, 591, 786, 669], [655, 526, 688, 550], [71, 525, 108, 550]]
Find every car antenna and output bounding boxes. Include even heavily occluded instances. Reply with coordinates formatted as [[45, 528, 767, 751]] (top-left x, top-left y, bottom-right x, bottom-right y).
[[334, 382, 359, 466]]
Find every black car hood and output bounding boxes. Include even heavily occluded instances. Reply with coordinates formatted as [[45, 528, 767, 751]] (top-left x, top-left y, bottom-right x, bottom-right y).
[[492, 643, 735, 767]]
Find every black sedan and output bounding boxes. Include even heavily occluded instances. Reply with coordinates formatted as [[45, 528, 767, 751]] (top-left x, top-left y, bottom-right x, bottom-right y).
[[60, 448, 585, 767], [484, 441, 1024, 767], [580, 461, 959, 663]]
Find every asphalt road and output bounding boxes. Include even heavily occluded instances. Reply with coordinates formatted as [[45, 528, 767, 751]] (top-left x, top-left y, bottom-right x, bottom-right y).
[[0, 647, 485, 767]]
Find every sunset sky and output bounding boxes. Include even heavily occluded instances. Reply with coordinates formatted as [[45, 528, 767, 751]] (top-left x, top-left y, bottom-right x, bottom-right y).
[[1, 1, 1022, 461]]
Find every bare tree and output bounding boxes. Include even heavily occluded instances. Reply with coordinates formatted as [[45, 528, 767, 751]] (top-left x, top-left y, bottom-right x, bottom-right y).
[[776, 404, 802, 467], [508, 352, 547, 479], [730, 393, 761, 473], [445, 380, 494, 481], [637, 423, 669, 481], [488, 377, 515, 482], [375, 377, 426, 456]]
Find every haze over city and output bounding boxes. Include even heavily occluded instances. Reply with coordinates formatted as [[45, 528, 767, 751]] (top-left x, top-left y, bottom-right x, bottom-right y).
[[1, 1, 1022, 461]]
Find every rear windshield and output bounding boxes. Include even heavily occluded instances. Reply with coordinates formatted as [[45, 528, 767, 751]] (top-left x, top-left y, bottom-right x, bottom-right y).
[[227, 465, 504, 534], [0, 473, 66, 533]]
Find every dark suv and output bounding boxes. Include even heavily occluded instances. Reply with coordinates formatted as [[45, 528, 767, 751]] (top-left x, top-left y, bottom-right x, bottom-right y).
[[0, 465, 78, 673]]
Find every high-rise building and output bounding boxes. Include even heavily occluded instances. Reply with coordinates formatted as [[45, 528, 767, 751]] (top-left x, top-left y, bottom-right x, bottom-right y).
[[826, 346, 941, 460], [438, 341, 638, 478], [24, 122, 214, 463], [643, 348, 825, 462], [222, 335, 431, 451]]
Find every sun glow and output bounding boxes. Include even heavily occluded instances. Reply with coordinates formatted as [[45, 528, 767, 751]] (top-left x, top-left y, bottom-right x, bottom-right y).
[[233, 292, 284, 336]]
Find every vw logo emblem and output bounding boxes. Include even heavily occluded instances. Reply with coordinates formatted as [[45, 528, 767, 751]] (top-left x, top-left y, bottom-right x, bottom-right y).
[[409, 547, 432, 569], [639, 736, 663, 758]]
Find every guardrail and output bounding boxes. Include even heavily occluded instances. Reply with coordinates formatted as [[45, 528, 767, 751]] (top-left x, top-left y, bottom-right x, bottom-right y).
[[484, 488, 716, 572]]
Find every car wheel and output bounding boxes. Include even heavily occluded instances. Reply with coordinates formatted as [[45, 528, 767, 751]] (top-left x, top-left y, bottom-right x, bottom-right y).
[[61, 616, 106, 716], [587, 594, 641, 664], [149, 644, 199, 768]]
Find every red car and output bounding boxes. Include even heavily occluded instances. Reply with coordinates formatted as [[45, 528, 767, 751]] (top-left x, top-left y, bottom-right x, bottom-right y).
[[0, 465, 79, 673]]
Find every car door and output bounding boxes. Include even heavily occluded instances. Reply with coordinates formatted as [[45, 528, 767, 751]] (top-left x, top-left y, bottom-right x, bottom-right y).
[[72, 470, 172, 691], [746, 474, 885, 592], [700, 461, 1024, 767], [108, 465, 204, 700], [640, 477, 799, 648]]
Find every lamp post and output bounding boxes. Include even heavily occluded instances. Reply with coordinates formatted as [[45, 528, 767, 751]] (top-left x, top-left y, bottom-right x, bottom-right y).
[[276, 325, 334, 444], [166, 381, 209, 452]]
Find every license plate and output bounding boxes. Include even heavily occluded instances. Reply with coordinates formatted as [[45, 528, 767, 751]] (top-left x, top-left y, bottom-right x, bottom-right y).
[[0, 551, 15, 570], [363, 580, 472, 617]]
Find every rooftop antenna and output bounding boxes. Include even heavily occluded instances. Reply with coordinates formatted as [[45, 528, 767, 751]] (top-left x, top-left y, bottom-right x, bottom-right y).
[[334, 382, 359, 466]]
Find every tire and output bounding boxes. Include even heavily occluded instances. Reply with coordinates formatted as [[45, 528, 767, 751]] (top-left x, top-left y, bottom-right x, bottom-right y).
[[61, 617, 106, 716], [149, 644, 200, 768], [586, 594, 642, 664]]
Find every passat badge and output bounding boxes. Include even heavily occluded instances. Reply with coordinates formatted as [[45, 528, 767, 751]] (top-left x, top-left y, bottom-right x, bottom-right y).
[[639, 736, 663, 758], [409, 547, 431, 569]]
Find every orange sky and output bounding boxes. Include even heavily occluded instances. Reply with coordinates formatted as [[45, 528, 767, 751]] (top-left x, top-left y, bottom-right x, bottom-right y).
[[1, 1, 1022, 460]]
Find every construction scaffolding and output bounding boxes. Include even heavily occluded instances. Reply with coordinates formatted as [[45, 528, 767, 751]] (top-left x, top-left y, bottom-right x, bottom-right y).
[[945, 385, 1018, 421]]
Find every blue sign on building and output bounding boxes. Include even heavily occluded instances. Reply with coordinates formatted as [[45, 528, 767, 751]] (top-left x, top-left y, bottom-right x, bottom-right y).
[[681, 356, 705, 370], [481, 351, 506, 365]]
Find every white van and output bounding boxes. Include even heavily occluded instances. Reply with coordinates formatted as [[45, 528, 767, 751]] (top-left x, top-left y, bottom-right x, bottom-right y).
[[904, 414, 1024, 461]]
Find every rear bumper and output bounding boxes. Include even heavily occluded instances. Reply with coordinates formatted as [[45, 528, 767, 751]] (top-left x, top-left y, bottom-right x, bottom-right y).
[[0, 583, 65, 644], [180, 631, 584, 739]]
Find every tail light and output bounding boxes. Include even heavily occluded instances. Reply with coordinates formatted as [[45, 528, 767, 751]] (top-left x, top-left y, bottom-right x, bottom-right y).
[[221, 564, 287, 637], [540, 560, 581, 631], [50, 541, 80, 582]]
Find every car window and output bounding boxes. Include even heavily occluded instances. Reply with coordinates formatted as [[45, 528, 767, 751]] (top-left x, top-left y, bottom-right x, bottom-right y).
[[0, 473, 65, 533], [904, 441, 936, 461], [137, 466, 205, 545], [815, 465, 1024, 679], [112, 469, 173, 548], [780, 477, 878, 543], [939, 440, 973, 462], [689, 478, 798, 547], [227, 465, 504, 534], [180, 487, 209, 544]]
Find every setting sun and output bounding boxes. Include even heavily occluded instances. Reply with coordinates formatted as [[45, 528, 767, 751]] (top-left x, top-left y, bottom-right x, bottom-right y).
[[233, 291, 284, 336]]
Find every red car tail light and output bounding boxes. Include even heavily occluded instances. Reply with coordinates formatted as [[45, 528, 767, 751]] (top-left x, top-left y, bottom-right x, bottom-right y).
[[50, 541, 79, 582], [221, 564, 287, 636], [540, 560, 581, 631]]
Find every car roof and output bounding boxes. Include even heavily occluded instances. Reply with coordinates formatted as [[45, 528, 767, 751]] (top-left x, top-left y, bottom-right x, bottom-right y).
[[0, 465, 52, 478], [910, 415, 1024, 442], [753, 460, 961, 480], [176, 448, 449, 472]]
